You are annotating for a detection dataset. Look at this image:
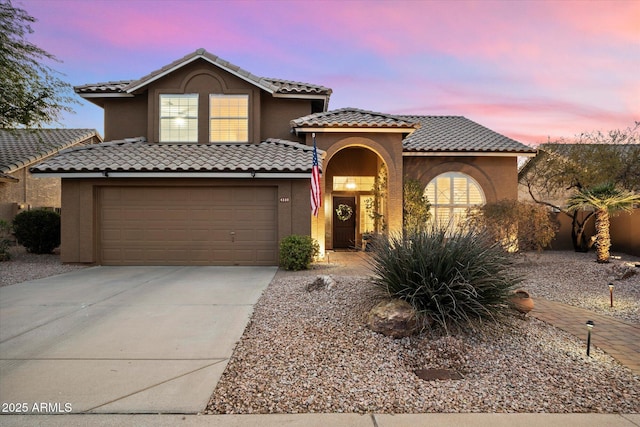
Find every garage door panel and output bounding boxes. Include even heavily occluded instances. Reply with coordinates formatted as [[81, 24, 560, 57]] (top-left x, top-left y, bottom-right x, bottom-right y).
[[99, 186, 278, 265]]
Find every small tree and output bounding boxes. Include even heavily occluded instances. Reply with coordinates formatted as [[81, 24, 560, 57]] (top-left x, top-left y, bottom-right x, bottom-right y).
[[566, 183, 640, 263], [403, 178, 431, 235], [0, 0, 77, 128], [366, 163, 387, 233], [520, 122, 640, 251]]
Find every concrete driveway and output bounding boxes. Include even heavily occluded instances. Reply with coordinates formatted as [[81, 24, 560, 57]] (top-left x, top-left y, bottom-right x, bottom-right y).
[[0, 266, 276, 414]]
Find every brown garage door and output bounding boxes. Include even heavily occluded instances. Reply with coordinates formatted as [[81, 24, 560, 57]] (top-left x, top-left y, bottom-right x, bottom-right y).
[[99, 186, 278, 265]]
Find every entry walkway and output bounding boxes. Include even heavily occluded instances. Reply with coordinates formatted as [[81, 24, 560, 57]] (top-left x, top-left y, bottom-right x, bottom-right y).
[[296, 251, 640, 376], [533, 298, 640, 375]]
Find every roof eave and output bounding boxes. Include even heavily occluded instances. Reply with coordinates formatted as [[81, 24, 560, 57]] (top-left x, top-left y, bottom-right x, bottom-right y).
[[403, 151, 537, 157], [272, 93, 331, 100], [294, 126, 415, 135], [31, 171, 314, 179], [78, 93, 134, 99]]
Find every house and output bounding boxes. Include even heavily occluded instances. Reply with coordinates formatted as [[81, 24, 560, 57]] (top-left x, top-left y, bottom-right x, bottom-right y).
[[519, 143, 640, 255], [0, 129, 102, 222], [31, 49, 536, 266]]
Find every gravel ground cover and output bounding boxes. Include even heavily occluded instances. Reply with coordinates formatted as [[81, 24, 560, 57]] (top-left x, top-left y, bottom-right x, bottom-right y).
[[0, 246, 86, 287], [2, 247, 638, 413], [207, 252, 640, 414], [512, 251, 640, 324]]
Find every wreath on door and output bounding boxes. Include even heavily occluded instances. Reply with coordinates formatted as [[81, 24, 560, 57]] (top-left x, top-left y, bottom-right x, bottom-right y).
[[335, 204, 353, 221]]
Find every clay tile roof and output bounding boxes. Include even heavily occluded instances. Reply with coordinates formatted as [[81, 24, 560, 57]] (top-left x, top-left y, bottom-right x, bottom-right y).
[[74, 80, 131, 94], [0, 129, 103, 174], [123, 49, 279, 93], [31, 139, 323, 174], [291, 108, 420, 129], [75, 50, 332, 98], [400, 116, 536, 154], [263, 78, 332, 96]]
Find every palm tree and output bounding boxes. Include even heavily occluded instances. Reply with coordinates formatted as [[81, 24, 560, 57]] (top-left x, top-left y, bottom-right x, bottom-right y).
[[567, 183, 640, 263]]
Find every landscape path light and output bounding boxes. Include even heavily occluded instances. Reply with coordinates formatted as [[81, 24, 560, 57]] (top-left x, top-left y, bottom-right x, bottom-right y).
[[608, 283, 614, 308], [586, 320, 594, 357]]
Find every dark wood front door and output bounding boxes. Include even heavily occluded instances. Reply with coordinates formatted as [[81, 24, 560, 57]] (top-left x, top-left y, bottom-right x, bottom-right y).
[[333, 196, 356, 249]]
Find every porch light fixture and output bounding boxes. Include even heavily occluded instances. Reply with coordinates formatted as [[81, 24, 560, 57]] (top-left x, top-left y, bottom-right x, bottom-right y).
[[608, 283, 614, 308], [345, 178, 357, 190], [586, 320, 594, 357]]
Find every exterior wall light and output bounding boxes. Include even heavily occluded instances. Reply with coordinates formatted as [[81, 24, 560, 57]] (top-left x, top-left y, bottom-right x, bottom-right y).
[[586, 320, 594, 357]]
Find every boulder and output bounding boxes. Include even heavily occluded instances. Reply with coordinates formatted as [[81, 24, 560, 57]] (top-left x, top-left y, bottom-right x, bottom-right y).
[[305, 275, 336, 292], [367, 299, 419, 338], [609, 263, 637, 281]]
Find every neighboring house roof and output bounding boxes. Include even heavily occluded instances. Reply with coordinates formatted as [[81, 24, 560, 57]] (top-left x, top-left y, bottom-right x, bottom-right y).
[[518, 142, 639, 179], [401, 116, 536, 155], [291, 108, 420, 131], [0, 129, 103, 178], [75, 49, 332, 99], [31, 138, 323, 178]]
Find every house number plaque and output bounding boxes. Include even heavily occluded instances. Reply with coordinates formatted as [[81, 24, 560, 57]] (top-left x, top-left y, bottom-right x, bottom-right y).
[[279, 197, 290, 203]]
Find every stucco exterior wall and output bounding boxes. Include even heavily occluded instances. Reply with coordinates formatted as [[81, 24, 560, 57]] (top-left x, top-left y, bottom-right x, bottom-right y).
[[403, 155, 519, 203], [103, 96, 148, 141], [59, 177, 311, 264], [260, 96, 311, 143], [550, 209, 640, 256]]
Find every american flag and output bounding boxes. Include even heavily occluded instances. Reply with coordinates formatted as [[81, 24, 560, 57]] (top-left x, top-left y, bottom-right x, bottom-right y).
[[310, 133, 322, 216]]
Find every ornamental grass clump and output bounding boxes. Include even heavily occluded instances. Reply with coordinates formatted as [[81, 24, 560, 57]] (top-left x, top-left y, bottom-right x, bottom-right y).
[[369, 227, 520, 333]]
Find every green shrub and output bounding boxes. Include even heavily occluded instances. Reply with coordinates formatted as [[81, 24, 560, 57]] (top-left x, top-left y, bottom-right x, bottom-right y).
[[279, 235, 319, 271], [369, 227, 521, 333], [12, 209, 61, 254]]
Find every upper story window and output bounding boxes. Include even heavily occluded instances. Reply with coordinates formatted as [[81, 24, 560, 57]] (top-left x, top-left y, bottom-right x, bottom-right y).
[[210, 94, 248, 143], [424, 172, 485, 231], [159, 94, 198, 143]]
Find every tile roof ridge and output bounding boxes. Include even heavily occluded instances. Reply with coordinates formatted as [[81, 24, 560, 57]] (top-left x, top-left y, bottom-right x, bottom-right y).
[[399, 114, 465, 119]]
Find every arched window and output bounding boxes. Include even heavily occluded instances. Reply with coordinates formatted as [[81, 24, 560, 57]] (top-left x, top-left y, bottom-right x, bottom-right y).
[[424, 172, 485, 230]]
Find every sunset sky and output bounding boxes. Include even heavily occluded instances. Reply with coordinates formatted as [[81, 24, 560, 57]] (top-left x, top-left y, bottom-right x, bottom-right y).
[[18, 0, 640, 146]]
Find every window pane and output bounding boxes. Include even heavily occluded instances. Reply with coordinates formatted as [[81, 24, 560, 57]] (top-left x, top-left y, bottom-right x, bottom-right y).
[[452, 177, 467, 204], [425, 172, 485, 230], [160, 94, 198, 143], [436, 176, 451, 204], [210, 95, 249, 142], [360, 195, 375, 233], [333, 176, 375, 191], [469, 184, 483, 205]]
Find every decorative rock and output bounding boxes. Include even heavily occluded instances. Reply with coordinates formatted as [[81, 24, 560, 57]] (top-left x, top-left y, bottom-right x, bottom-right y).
[[366, 299, 418, 338], [305, 275, 336, 292], [509, 289, 535, 315], [609, 263, 637, 281]]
